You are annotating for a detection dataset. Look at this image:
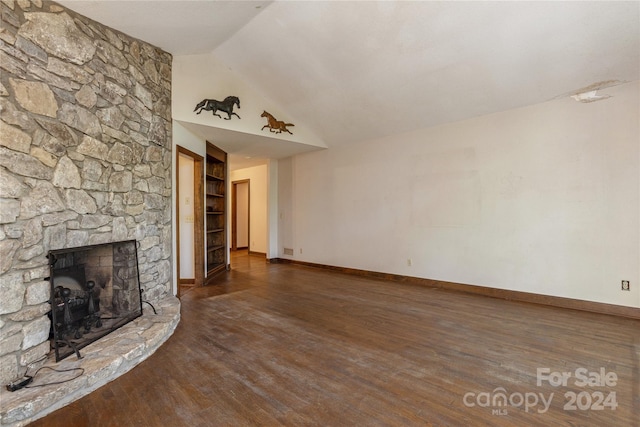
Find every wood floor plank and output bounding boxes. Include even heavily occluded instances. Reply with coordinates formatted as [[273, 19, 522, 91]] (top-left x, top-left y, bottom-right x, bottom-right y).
[[28, 251, 640, 426]]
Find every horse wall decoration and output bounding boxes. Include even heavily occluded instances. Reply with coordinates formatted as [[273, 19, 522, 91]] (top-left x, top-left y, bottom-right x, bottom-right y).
[[261, 111, 294, 135], [194, 96, 241, 120]]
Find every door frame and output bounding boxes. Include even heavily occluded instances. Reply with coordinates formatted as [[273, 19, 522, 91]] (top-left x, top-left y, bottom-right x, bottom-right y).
[[231, 179, 250, 251], [176, 146, 204, 295]]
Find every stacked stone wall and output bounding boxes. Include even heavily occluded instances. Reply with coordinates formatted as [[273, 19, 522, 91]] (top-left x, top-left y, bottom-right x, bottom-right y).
[[0, 1, 172, 384]]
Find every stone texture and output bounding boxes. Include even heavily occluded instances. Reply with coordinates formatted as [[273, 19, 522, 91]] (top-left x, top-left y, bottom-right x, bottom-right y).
[[47, 57, 93, 85], [28, 64, 81, 92], [39, 134, 66, 157], [124, 190, 143, 205], [18, 12, 96, 65], [41, 210, 77, 226], [19, 180, 65, 219], [0, 355, 18, 387], [21, 316, 49, 350], [34, 117, 77, 145], [106, 142, 133, 165], [144, 194, 164, 210], [0, 167, 27, 198], [29, 146, 58, 168], [3, 224, 23, 239], [139, 236, 160, 251], [134, 83, 152, 109], [25, 280, 49, 305], [76, 135, 109, 160], [149, 116, 166, 147], [74, 84, 97, 109], [0, 240, 20, 274], [0, 333, 23, 357], [0, 323, 21, 341], [109, 170, 132, 192], [0, 198, 20, 224], [43, 223, 66, 251], [22, 218, 43, 248], [88, 232, 111, 245], [95, 39, 128, 70], [98, 106, 125, 130], [9, 78, 58, 118], [66, 229, 89, 247], [20, 340, 49, 366], [80, 214, 112, 229], [52, 156, 81, 189], [7, 302, 49, 322], [17, 245, 43, 261], [57, 103, 101, 137], [0, 146, 53, 180], [0, 97, 34, 132], [81, 158, 103, 182], [0, 120, 32, 153], [112, 216, 127, 241], [1, 1, 173, 395], [0, 271, 25, 315], [65, 189, 97, 214], [99, 80, 126, 105]]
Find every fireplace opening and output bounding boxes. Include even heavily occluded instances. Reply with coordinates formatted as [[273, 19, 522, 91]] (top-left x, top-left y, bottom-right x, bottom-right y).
[[47, 240, 143, 361]]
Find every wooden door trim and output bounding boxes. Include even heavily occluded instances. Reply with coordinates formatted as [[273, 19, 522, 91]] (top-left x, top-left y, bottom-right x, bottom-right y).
[[231, 179, 250, 251], [176, 146, 205, 295]]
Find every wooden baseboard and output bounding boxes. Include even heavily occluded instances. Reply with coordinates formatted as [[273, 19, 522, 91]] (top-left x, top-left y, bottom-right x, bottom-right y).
[[178, 278, 195, 285], [272, 258, 640, 320], [249, 251, 266, 257]]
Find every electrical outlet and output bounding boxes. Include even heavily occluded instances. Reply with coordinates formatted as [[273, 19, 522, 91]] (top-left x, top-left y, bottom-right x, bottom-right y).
[[407, 258, 412, 267], [299, 248, 303, 254], [621, 280, 630, 291]]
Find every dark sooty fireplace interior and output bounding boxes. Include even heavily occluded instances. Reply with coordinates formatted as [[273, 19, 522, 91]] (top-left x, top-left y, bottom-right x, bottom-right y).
[[48, 240, 143, 361]]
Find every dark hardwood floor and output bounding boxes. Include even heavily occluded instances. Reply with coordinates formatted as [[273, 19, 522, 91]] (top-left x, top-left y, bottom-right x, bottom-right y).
[[30, 251, 639, 426]]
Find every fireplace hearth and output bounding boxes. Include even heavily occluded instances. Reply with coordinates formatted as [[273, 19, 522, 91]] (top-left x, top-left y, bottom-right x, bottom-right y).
[[48, 240, 143, 361]]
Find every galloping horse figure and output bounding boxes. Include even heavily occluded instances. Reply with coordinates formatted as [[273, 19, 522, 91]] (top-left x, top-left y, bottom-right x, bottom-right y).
[[194, 96, 241, 120], [261, 111, 294, 134]]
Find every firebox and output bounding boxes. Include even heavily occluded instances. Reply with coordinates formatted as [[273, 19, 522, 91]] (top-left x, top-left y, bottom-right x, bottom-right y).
[[47, 240, 143, 361]]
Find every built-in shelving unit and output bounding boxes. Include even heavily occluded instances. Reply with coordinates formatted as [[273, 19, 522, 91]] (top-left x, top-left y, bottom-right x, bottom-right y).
[[205, 142, 227, 279]]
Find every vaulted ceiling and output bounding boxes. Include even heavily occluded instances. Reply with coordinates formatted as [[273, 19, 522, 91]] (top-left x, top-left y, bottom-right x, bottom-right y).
[[59, 1, 639, 157]]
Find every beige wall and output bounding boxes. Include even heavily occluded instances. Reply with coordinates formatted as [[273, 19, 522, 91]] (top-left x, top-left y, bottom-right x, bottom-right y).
[[178, 153, 195, 278], [279, 81, 639, 308], [230, 165, 268, 254]]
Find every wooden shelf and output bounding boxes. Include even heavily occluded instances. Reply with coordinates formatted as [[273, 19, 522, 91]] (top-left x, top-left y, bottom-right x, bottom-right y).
[[205, 142, 227, 281]]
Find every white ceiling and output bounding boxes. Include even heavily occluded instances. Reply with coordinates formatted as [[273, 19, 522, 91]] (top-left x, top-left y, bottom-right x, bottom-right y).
[[59, 1, 640, 164]]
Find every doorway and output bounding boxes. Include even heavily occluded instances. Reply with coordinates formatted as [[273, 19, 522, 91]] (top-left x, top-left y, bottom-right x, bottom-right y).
[[232, 180, 250, 251], [176, 146, 204, 296]]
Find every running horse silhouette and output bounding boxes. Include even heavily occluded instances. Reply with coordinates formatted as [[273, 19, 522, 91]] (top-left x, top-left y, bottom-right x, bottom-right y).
[[194, 96, 241, 120], [261, 111, 294, 134]]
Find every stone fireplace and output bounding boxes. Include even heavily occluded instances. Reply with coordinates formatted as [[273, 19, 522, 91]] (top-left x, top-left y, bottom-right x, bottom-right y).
[[48, 240, 143, 361], [0, 0, 174, 400]]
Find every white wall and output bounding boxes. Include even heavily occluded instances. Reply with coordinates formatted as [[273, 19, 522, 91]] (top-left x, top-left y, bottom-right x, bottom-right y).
[[172, 53, 325, 149], [178, 153, 195, 278], [279, 81, 639, 308], [235, 182, 249, 248], [230, 164, 269, 254], [171, 121, 207, 294]]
